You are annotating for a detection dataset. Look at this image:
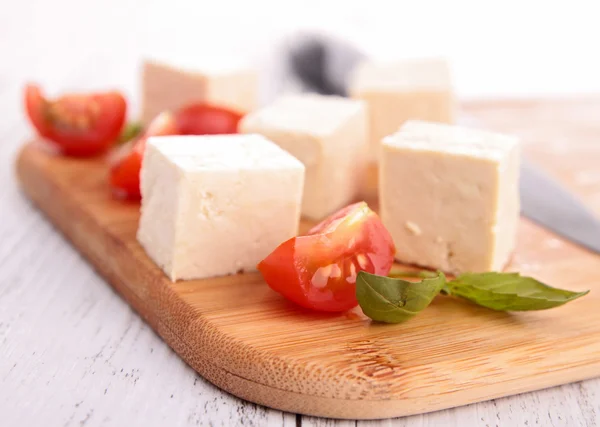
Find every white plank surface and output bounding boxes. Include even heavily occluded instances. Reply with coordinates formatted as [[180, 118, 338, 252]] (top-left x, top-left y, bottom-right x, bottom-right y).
[[1, 0, 599, 425]]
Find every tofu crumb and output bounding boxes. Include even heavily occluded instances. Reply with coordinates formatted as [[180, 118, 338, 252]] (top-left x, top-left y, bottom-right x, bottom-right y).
[[405, 221, 422, 236]]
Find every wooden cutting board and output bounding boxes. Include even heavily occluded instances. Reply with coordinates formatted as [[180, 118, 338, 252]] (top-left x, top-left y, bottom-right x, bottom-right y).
[[15, 99, 600, 420]]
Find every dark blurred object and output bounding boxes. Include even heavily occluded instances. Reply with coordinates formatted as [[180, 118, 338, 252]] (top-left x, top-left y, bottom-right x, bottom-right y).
[[288, 34, 364, 96]]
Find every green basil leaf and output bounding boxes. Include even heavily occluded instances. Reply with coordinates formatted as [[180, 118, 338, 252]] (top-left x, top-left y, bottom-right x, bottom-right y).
[[118, 122, 144, 144], [356, 271, 446, 323], [447, 272, 589, 311]]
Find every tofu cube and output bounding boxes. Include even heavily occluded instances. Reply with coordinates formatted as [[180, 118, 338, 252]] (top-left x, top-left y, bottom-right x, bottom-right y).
[[239, 94, 368, 220], [380, 121, 520, 274], [349, 58, 455, 162], [137, 134, 305, 281], [141, 59, 258, 124]]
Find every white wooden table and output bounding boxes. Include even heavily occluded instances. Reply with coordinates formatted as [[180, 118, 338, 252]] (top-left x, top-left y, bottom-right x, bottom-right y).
[[1, 0, 599, 425]]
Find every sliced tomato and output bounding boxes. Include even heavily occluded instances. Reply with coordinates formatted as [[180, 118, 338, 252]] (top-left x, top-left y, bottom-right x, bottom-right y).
[[175, 104, 243, 135], [25, 84, 126, 157], [108, 103, 243, 201], [108, 140, 145, 200], [258, 202, 396, 312], [109, 112, 177, 200]]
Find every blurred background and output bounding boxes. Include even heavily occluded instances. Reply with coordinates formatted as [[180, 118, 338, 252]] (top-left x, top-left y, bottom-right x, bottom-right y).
[[3, 0, 600, 118]]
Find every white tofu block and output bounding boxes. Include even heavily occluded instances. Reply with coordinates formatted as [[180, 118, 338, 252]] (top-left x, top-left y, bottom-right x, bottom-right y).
[[239, 94, 368, 220], [349, 58, 455, 162], [380, 121, 520, 274], [141, 59, 258, 124], [137, 134, 305, 281]]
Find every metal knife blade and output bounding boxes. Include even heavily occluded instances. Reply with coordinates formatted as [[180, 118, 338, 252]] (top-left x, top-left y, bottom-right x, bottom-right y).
[[520, 160, 600, 253], [286, 34, 600, 253]]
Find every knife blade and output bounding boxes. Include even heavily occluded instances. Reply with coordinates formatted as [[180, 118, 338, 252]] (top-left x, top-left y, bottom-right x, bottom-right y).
[[520, 160, 600, 253], [286, 34, 600, 253]]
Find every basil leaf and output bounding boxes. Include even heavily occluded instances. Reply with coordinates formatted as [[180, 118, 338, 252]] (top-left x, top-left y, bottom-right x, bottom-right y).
[[118, 122, 144, 144], [446, 272, 589, 311], [356, 271, 446, 323]]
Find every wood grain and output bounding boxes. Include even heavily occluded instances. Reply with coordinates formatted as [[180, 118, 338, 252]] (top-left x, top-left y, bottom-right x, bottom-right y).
[[14, 100, 600, 420]]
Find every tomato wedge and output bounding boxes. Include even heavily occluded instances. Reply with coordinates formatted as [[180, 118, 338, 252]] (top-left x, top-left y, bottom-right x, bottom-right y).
[[109, 103, 243, 200], [175, 104, 243, 135], [25, 84, 126, 157], [109, 112, 178, 200], [258, 202, 396, 312]]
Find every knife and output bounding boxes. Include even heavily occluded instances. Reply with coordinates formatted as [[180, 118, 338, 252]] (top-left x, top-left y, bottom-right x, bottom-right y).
[[285, 34, 600, 254]]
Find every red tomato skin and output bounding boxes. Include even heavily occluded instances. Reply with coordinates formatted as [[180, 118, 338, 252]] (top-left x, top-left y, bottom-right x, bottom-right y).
[[25, 84, 127, 157], [175, 104, 243, 135], [109, 142, 144, 200], [258, 202, 396, 312], [25, 85, 52, 139], [109, 112, 178, 200]]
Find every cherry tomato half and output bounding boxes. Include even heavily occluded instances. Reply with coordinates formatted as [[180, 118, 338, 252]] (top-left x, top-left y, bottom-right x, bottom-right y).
[[175, 104, 243, 135], [25, 84, 126, 157], [108, 104, 243, 200], [109, 112, 178, 200], [258, 202, 396, 312]]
